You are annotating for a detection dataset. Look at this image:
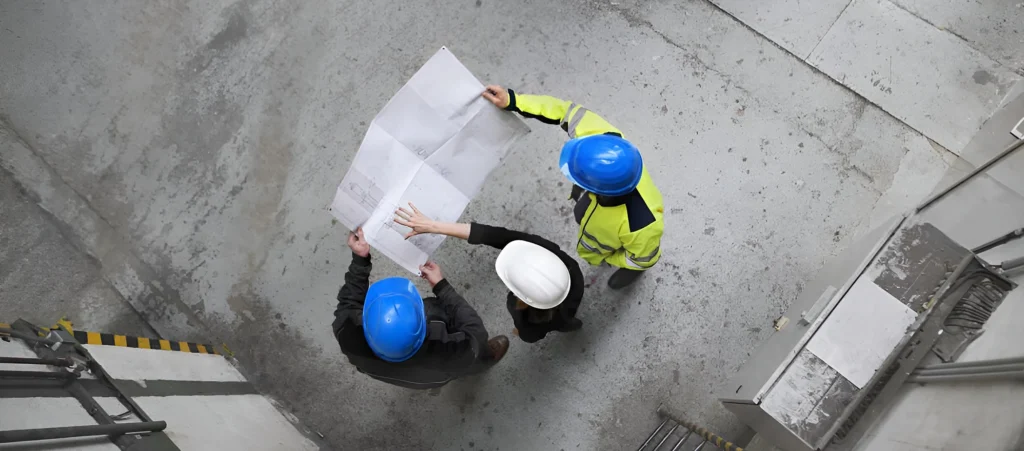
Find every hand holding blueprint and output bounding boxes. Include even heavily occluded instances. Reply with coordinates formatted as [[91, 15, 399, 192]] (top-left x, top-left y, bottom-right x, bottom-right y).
[[330, 47, 530, 274]]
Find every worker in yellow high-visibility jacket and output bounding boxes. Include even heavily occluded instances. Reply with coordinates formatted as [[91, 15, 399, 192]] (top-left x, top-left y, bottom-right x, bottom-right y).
[[483, 85, 665, 289]]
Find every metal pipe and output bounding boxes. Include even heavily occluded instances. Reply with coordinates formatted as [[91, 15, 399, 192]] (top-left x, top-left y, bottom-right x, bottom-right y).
[[0, 356, 72, 366], [0, 328, 57, 345], [0, 370, 76, 380], [6, 319, 159, 450], [657, 408, 744, 451], [918, 356, 1024, 371], [693, 441, 708, 451], [653, 425, 680, 450], [914, 363, 1024, 377], [908, 370, 1024, 384], [670, 431, 693, 451], [1001, 255, 1024, 272], [638, 419, 670, 451], [0, 421, 167, 443], [972, 228, 1024, 254], [917, 139, 1024, 213], [71, 342, 153, 423]]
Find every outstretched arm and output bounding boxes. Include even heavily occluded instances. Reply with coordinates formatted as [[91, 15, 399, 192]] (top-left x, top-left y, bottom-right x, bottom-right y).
[[395, 203, 561, 253], [482, 84, 622, 139]]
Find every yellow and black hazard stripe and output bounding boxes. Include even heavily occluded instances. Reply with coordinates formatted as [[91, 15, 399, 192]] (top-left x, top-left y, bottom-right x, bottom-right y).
[[681, 419, 743, 451], [71, 330, 220, 355]]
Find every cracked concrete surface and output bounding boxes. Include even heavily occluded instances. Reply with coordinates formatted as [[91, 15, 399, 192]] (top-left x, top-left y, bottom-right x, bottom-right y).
[[709, 0, 1023, 154], [0, 0, 963, 449], [0, 165, 154, 337]]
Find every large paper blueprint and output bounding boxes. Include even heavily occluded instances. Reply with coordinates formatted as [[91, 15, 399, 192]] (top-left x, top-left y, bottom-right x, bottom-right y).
[[329, 47, 530, 274]]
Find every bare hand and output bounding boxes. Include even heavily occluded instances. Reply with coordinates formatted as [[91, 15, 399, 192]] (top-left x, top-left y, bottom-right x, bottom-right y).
[[347, 228, 370, 258], [394, 202, 435, 239], [419, 261, 444, 287], [482, 85, 510, 108]]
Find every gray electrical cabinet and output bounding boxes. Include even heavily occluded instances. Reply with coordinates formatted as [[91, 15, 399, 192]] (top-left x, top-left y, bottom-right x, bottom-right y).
[[716, 217, 971, 450]]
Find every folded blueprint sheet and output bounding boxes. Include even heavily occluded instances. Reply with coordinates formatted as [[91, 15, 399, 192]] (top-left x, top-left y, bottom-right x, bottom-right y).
[[330, 47, 530, 274]]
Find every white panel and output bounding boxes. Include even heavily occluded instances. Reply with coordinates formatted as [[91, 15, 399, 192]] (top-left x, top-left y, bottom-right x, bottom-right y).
[[83, 345, 245, 382], [0, 338, 55, 372], [852, 275, 1024, 451], [806, 277, 917, 387], [121, 395, 319, 451], [0, 398, 120, 450]]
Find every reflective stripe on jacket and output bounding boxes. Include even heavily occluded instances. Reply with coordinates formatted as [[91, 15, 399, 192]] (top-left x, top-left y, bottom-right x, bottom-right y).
[[506, 90, 665, 270], [574, 169, 664, 269]]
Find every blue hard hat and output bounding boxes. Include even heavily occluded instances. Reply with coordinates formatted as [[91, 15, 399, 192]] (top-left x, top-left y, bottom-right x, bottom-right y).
[[362, 277, 427, 362], [559, 135, 643, 196]]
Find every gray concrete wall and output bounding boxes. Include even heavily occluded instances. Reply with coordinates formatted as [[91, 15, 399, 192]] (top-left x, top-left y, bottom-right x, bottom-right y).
[[0, 0, 966, 449], [0, 166, 152, 336]]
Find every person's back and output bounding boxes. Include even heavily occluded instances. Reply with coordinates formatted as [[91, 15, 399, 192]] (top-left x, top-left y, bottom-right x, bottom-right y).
[[482, 85, 666, 289], [332, 229, 508, 389]]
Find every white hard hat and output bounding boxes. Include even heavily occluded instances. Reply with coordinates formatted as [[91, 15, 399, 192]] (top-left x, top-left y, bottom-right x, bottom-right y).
[[494, 241, 571, 310]]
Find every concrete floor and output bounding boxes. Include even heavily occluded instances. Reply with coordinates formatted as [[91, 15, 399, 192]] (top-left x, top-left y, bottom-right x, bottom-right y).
[[0, 0, 982, 449], [710, 0, 1023, 155], [0, 168, 154, 337]]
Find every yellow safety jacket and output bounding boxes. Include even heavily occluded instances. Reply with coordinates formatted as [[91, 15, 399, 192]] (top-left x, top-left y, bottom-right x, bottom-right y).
[[505, 90, 665, 270]]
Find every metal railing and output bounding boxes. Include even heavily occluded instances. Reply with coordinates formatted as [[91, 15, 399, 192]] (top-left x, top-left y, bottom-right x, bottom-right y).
[[639, 407, 744, 451], [0, 320, 167, 447]]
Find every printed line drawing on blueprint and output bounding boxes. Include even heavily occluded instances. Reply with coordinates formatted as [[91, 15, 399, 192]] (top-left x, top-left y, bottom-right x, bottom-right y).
[[329, 46, 530, 274]]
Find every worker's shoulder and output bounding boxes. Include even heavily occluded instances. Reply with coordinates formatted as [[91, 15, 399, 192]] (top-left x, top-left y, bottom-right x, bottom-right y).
[[336, 326, 377, 358], [624, 191, 658, 232]]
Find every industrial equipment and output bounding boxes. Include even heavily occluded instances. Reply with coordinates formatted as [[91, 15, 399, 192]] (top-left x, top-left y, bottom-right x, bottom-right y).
[[715, 122, 1024, 450]]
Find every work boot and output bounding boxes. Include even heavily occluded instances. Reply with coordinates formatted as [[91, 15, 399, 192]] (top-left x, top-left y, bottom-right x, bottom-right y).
[[608, 268, 643, 289], [487, 335, 510, 363], [558, 318, 583, 333]]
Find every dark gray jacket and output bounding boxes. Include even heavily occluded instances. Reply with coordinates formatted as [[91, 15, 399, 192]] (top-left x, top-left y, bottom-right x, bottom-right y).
[[332, 254, 490, 389]]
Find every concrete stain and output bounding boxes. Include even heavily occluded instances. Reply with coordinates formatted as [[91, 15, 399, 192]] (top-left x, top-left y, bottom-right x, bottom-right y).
[[185, 6, 250, 75], [972, 69, 995, 85], [207, 12, 249, 53]]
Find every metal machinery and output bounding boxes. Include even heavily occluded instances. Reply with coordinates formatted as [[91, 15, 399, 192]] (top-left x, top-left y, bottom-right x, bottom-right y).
[[0, 320, 172, 448], [715, 117, 1024, 449]]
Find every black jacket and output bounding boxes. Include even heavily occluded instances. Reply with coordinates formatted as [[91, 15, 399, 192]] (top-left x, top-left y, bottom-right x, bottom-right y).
[[467, 223, 585, 343], [332, 254, 490, 389]]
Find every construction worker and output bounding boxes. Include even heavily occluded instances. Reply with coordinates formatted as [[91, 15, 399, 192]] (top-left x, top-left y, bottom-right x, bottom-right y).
[[332, 228, 509, 389], [394, 203, 584, 343], [482, 85, 665, 289]]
